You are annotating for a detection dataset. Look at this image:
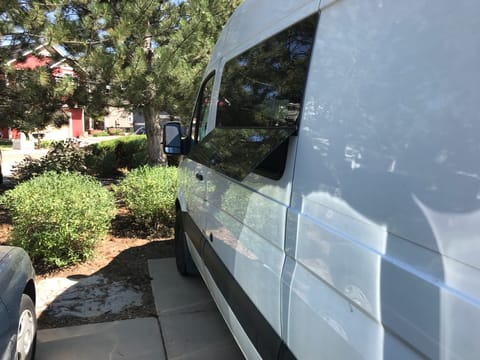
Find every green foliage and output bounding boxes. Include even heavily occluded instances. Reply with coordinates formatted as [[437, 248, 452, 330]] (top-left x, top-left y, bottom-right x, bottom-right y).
[[85, 135, 148, 177], [1, 172, 116, 269], [12, 139, 89, 182], [0, 65, 71, 133], [37, 140, 55, 149], [107, 128, 124, 135], [151, 0, 243, 120], [52, 0, 240, 164], [115, 166, 177, 232], [0, 139, 13, 150], [2, 0, 241, 163], [92, 131, 109, 137]]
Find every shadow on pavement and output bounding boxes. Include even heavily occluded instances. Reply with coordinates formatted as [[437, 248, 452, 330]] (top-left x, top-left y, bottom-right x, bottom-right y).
[[37, 240, 174, 329]]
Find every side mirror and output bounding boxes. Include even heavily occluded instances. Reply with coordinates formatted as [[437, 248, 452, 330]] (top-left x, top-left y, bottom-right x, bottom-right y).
[[163, 121, 186, 155]]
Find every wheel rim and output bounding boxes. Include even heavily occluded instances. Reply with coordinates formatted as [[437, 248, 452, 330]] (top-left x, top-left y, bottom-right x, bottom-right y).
[[16, 308, 34, 359]]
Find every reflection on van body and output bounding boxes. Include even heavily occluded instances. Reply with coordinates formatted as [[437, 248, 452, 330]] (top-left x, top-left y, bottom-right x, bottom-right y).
[[203, 138, 299, 339], [288, 1, 480, 358]]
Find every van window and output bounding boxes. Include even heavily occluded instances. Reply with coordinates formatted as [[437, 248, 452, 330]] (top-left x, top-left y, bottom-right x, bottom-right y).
[[190, 73, 215, 144], [217, 15, 316, 129], [188, 14, 318, 181]]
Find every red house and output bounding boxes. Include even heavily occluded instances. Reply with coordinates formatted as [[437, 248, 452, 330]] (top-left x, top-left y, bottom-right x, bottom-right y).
[[4, 44, 86, 142]]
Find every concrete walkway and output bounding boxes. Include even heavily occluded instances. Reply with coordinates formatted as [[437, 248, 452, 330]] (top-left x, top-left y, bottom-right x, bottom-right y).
[[35, 258, 243, 359], [36, 318, 166, 360], [149, 258, 243, 360], [1, 148, 49, 178], [0, 136, 120, 178]]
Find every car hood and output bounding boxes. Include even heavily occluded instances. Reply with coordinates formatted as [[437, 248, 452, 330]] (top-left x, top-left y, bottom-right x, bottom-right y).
[[0, 246, 33, 277], [0, 245, 14, 263], [0, 245, 35, 307]]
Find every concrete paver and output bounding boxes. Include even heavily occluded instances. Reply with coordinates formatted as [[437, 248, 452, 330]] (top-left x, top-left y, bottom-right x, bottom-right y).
[[36, 318, 166, 360], [149, 258, 244, 360], [35, 258, 243, 359]]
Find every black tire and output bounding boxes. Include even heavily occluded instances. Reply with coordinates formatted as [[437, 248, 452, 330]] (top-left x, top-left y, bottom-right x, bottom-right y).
[[174, 210, 198, 276], [16, 294, 37, 360]]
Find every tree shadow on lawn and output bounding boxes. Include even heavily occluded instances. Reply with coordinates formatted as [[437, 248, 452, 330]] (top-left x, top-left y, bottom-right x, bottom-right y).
[[36, 239, 174, 329]]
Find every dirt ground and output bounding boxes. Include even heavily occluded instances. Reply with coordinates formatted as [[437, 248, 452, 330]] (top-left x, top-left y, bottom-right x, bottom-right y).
[[0, 182, 175, 329]]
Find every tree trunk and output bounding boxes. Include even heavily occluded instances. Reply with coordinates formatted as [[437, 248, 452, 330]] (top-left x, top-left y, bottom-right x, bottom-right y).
[[144, 104, 167, 166]]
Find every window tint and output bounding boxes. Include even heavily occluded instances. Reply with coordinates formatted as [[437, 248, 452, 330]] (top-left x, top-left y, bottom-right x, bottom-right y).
[[217, 14, 317, 129], [189, 127, 297, 181], [189, 14, 318, 181], [190, 73, 215, 144]]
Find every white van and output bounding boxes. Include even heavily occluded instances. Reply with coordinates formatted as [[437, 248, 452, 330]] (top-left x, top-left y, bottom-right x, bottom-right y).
[[163, 0, 480, 358]]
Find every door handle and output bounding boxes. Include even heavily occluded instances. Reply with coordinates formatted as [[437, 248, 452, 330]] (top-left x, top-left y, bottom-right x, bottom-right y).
[[195, 173, 204, 181]]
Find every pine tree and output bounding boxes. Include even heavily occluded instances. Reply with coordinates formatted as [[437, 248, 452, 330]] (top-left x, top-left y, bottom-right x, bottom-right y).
[[44, 0, 241, 164], [0, 1, 73, 134]]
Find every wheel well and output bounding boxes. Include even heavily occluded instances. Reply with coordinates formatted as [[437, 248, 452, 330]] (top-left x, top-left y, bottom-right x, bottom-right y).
[[23, 280, 36, 305]]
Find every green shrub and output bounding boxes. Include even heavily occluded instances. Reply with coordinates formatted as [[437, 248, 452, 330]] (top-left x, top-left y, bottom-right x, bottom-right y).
[[0, 139, 13, 149], [115, 136, 148, 168], [115, 166, 177, 233], [85, 136, 147, 177], [1, 172, 116, 269], [92, 131, 109, 137], [37, 140, 55, 149], [107, 128, 124, 135], [12, 140, 89, 182]]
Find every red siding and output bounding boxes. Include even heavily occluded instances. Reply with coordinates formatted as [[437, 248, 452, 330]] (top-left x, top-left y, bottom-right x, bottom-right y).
[[68, 108, 84, 138], [11, 129, 21, 139], [8, 48, 85, 140], [0, 129, 9, 139], [14, 54, 51, 69]]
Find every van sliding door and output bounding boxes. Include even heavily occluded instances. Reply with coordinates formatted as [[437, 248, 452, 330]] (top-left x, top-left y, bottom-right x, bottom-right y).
[[187, 14, 318, 359], [181, 73, 215, 238]]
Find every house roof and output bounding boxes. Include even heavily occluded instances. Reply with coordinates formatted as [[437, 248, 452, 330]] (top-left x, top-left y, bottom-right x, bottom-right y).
[[6, 43, 86, 77]]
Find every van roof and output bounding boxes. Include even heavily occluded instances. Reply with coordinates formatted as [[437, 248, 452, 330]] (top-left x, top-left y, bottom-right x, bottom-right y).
[[206, 0, 322, 74]]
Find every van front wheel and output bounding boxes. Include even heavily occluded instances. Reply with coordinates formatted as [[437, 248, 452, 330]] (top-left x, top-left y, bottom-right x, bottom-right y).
[[174, 211, 198, 276]]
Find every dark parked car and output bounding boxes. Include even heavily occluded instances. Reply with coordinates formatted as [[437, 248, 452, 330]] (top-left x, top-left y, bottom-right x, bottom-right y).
[[134, 127, 146, 135], [0, 246, 36, 360]]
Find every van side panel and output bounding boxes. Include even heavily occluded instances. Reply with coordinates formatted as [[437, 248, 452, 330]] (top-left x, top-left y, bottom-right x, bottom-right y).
[[288, 1, 480, 359], [194, 6, 318, 357], [203, 140, 298, 342], [178, 159, 207, 229]]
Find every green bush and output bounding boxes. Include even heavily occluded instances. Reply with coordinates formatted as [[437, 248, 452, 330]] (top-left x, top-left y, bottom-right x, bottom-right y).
[[1, 172, 116, 269], [85, 135, 147, 177], [107, 128, 124, 135], [11, 140, 89, 182], [0, 139, 13, 149], [37, 140, 55, 149], [92, 131, 109, 137], [115, 166, 177, 233]]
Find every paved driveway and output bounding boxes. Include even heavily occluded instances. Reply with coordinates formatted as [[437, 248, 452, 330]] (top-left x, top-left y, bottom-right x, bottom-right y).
[[2, 148, 48, 178], [36, 258, 243, 359]]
